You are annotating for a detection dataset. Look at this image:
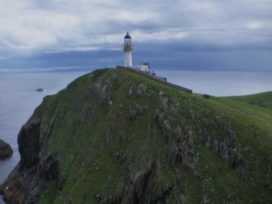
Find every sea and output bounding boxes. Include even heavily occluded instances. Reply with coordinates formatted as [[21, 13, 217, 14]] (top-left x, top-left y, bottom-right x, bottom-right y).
[[0, 70, 88, 203], [0, 69, 272, 203]]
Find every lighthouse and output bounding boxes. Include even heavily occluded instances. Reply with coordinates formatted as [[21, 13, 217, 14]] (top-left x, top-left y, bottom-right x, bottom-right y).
[[123, 32, 133, 67]]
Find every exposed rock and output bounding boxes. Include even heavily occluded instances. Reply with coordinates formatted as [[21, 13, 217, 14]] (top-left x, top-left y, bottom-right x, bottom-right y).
[[128, 103, 148, 121], [159, 91, 169, 111], [128, 86, 134, 96], [154, 110, 172, 140], [0, 139, 13, 160], [103, 160, 173, 204], [128, 84, 149, 97], [36, 88, 44, 92], [199, 119, 245, 169], [18, 120, 41, 169], [0, 110, 61, 203], [154, 110, 196, 172], [0, 165, 25, 203], [135, 83, 148, 97], [1, 69, 271, 203]]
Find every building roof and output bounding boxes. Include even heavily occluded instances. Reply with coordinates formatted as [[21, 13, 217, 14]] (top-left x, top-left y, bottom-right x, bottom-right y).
[[142, 62, 150, 66], [124, 32, 131, 39]]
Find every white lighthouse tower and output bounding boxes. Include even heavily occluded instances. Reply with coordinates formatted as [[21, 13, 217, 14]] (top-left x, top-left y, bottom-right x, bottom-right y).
[[123, 32, 133, 67]]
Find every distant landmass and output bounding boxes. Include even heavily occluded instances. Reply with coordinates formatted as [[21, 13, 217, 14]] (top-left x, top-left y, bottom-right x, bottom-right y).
[[0, 68, 271, 203]]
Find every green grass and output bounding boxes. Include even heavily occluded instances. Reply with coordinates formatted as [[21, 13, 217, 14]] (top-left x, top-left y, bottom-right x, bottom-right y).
[[39, 181, 58, 203], [228, 91, 272, 110], [36, 68, 272, 203]]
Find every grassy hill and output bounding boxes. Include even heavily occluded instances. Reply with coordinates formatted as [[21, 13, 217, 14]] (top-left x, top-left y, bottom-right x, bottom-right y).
[[1, 68, 272, 203], [228, 91, 272, 110]]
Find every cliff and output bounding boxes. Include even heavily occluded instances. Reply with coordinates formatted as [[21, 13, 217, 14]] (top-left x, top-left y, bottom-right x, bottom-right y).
[[1, 69, 272, 203]]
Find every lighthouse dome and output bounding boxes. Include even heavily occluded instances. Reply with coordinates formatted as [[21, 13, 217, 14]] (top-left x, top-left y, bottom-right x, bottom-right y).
[[124, 32, 131, 39]]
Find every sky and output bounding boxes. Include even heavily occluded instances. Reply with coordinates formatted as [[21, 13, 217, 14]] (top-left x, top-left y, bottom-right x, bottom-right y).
[[0, 0, 272, 71]]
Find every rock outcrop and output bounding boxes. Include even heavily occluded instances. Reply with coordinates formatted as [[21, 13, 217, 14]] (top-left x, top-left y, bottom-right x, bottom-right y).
[[0, 110, 61, 203], [0, 139, 13, 160]]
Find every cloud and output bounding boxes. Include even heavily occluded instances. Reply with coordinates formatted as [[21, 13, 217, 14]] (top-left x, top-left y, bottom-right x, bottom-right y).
[[0, 0, 272, 70]]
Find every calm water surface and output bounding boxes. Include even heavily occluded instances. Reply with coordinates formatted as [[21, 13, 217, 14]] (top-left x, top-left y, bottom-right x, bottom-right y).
[[157, 71, 272, 96], [0, 71, 87, 203]]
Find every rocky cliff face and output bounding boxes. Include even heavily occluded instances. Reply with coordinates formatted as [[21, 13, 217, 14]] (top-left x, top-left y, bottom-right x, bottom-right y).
[[0, 108, 60, 203], [1, 69, 272, 203]]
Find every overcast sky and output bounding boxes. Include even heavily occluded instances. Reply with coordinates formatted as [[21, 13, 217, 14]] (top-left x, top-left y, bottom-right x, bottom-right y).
[[0, 0, 272, 71]]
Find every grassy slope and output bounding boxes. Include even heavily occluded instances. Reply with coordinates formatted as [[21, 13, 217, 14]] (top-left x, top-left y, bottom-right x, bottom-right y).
[[228, 91, 272, 110], [38, 69, 272, 203], [207, 97, 272, 200], [226, 92, 272, 109]]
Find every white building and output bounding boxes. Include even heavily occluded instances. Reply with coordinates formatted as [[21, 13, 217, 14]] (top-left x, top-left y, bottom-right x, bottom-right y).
[[136, 63, 150, 72], [123, 32, 133, 67], [122, 33, 151, 73]]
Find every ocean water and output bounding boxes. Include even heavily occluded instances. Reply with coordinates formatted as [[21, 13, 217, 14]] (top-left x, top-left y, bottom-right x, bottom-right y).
[[0, 70, 271, 203], [157, 71, 272, 96], [0, 71, 88, 203]]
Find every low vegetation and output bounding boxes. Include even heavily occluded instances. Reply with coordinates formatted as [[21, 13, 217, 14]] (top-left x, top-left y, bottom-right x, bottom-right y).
[[1, 68, 271, 203]]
